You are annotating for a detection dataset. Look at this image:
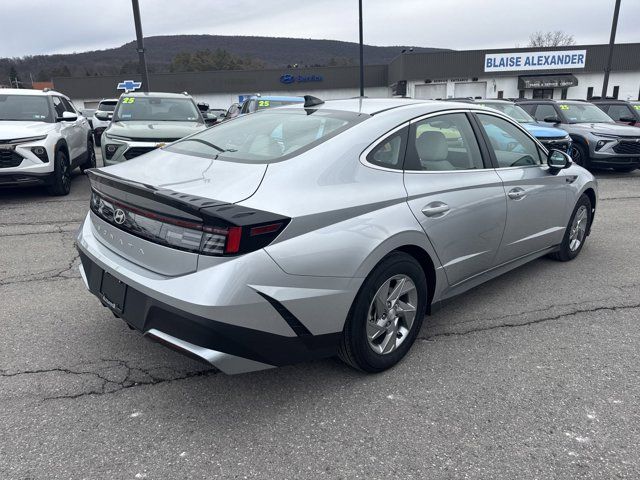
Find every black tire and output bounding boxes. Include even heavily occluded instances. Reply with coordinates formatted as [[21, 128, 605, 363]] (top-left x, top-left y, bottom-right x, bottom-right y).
[[80, 137, 96, 173], [46, 149, 71, 196], [613, 166, 636, 173], [569, 142, 589, 169], [338, 252, 428, 373], [550, 194, 592, 262]]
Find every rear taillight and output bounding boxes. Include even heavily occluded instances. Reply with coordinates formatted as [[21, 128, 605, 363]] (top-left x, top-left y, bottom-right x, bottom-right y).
[[90, 190, 289, 256]]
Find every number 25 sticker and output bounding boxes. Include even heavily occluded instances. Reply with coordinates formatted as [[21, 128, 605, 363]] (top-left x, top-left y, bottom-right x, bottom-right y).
[[258, 100, 270, 107], [122, 97, 135, 104], [559, 105, 569, 110]]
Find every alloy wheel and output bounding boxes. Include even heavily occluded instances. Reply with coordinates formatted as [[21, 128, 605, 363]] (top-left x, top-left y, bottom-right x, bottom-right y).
[[366, 274, 418, 355], [569, 205, 588, 252]]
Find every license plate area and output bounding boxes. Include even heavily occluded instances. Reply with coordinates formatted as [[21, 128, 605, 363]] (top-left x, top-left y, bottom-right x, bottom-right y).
[[100, 271, 127, 315]]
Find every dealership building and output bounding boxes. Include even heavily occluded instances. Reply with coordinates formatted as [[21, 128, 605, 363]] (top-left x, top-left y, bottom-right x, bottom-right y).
[[53, 42, 640, 110]]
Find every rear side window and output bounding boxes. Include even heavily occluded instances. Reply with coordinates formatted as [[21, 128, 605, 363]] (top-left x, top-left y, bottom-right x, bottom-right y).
[[366, 128, 407, 170], [477, 114, 542, 167], [405, 113, 484, 171], [98, 101, 117, 112], [167, 109, 365, 163]]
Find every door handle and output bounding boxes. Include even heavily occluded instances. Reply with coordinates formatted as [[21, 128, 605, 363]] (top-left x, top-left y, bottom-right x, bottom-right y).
[[507, 188, 526, 200], [421, 202, 450, 217]]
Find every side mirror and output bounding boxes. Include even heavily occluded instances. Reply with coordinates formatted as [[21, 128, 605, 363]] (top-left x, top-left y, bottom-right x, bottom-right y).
[[548, 149, 572, 171], [197, 102, 209, 112], [95, 111, 111, 121], [58, 111, 77, 122], [543, 116, 560, 124], [619, 116, 636, 124]]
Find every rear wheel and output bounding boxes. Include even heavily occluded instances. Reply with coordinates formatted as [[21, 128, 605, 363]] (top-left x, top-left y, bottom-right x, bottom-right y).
[[46, 150, 71, 196], [338, 252, 427, 372], [569, 143, 589, 169], [80, 137, 96, 173], [550, 194, 592, 262]]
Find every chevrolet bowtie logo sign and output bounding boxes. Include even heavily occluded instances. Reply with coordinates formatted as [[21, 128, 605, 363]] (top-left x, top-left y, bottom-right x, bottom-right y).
[[117, 80, 142, 92]]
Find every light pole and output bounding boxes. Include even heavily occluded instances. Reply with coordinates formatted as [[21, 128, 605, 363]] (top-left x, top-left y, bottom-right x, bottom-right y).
[[131, 0, 150, 92], [601, 0, 622, 98], [358, 0, 364, 97]]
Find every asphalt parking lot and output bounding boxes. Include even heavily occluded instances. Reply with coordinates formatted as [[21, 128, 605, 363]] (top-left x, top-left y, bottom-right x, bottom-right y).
[[1, 153, 639, 480]]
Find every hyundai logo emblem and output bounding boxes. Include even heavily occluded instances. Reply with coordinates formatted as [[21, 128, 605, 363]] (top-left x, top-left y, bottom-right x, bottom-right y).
[[113, 209, 126, 225], [280, 74, 295, 84]]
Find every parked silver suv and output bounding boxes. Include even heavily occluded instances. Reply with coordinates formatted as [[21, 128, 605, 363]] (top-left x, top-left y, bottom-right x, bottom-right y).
[[77, 98, 597, 374]]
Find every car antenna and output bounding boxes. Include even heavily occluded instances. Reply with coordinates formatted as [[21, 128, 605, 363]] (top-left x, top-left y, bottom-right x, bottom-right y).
[[304, 95, 324, 108]]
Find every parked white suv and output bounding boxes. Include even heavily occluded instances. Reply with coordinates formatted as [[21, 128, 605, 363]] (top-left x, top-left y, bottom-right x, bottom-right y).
[[92, 98, 117, 146], [0, 88, 95, 195]]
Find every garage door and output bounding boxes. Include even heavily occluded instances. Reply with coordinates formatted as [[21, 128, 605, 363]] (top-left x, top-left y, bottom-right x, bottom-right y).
[[454, 82, 487, 98], [414, 84, 447, 100]]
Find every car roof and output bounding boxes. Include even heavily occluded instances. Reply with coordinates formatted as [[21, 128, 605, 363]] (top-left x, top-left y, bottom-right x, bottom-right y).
[[0, 88, 65, 97], [516, 99, 586, 105], [249, 95, 304, 102], [121, 91, 193, 99], [283, 97, 496, 116], [99, 98, 119, 103]]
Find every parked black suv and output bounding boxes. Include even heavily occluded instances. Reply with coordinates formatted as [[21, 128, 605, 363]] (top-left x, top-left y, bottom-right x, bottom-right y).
[[591, 99, 640, 126], [517, 99, 640, 172]]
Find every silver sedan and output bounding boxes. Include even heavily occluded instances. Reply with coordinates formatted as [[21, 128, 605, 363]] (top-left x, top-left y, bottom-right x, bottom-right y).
[[76, 97, 597, 374]]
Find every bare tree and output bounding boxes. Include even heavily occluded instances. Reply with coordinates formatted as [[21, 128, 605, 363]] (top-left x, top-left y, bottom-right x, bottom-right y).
[[527, 31, 576, 47]]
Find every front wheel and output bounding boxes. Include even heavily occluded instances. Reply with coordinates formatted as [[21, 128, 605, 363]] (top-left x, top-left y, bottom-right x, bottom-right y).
[[550, 194, 592, 262], [569, 143, 589, 169], [46, 150, 71, 196], [338, 252, 427, 372], [80, 137, 96, 173]]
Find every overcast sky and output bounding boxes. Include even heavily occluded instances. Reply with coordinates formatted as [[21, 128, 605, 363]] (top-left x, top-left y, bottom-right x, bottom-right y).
[[1, 0, 638, 58]]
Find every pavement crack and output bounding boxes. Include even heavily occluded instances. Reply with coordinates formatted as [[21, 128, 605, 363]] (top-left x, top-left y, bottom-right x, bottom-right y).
[[419, 302, 640, 341], [1, 358, 218, 402], [0, 251, 81, 287]]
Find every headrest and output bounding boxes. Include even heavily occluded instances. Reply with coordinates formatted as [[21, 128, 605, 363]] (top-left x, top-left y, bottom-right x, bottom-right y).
[[416, 131, 448, 162]]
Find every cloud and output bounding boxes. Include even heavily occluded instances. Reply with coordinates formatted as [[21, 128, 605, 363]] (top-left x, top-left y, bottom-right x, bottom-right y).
[[0, 0, 638, 58]]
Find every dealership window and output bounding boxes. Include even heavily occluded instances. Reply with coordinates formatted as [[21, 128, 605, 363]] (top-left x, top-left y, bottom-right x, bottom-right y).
[[587, 87, 594, 99], [518, 90, 525, 99], [405, 113, 484, 171], [561, 89, 568, 100], [613, 86, 619, 99], [497, 91, 504, 99], [533, 89, 553, 99]]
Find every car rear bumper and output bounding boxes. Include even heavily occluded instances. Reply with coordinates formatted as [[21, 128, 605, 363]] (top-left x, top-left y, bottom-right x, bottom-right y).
[[75, 213, 355, 373]]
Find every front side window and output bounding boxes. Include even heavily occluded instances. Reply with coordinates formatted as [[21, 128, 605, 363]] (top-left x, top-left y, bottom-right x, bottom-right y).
[[52, 97, 66, 118], [606, 104, 634, 122], [167, 109, 364, 163], [477, 114, 542, 168], [0, 94, 53, 122], [405, 113, 484, 171], [481, 103, 535, 123], [60, 97, 76, 113], [533, 104, 559, 122], [113, 97, 202, 122]]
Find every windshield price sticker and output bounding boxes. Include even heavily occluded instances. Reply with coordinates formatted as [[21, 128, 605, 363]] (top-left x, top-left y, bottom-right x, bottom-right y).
[[634, 105, 640, 110], [258, 100, 270, 107], [559, 105, 570, 110], [122, 97, 135, 104]]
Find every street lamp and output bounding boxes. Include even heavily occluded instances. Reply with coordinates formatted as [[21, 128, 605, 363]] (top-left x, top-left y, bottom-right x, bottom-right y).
[[358, 0, 364, 97], [131, 0, 150, 92], [602, 0, 622, 98]]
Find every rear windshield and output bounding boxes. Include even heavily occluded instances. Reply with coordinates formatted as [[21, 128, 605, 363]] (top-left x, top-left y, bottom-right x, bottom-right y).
[[98, 101, 117, 112], [480, 102, 535, 123], [561, 103, 615, 124], [113, 97, 202, 122], [0, 95, 52, 122], [167, 109, 365, 163]]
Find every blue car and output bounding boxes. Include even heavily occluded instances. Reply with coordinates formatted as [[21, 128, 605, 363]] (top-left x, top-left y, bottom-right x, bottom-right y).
[[239, 95, 305, 115], [475, 99, 572, 154]]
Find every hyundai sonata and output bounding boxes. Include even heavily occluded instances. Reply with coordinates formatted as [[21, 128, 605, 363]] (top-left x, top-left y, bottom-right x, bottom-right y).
[[76, 97, 597, 374]]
